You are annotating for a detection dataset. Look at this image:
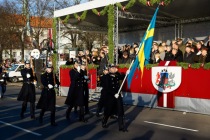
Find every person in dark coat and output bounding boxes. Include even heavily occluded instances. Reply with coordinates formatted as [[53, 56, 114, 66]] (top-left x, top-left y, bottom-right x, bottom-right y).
[[0, 69, 7, 99], [183, 45, 195, 64], [96, 66, 109, 117], [65, 61, 87, 122], [119, 51, 131, 64], [36, 64, 60, 126], [80, 61, 90, 114], [17, 60, 36, 119], [102, 64, 126, 132], [98, 52, 108, 75]]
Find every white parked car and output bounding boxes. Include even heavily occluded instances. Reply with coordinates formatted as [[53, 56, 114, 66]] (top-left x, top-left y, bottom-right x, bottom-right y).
[[6, 64, 24, 83]]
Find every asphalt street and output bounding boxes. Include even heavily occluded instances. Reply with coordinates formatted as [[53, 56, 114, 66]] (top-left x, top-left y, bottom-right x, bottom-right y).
[[0, 82, 210, 140]]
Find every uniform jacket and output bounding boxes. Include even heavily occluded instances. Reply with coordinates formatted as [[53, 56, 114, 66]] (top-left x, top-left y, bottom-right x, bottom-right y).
[[17, 68, 36, 103], [36, 72, 60, 111], [65, 68, 85, 106]]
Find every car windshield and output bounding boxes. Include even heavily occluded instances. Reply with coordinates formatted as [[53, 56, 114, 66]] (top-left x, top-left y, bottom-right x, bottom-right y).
[[8, 64, 19, 71]]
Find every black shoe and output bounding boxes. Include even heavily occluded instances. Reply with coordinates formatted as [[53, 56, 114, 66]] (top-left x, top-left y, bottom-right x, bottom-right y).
[[20, 112, 24, 119], [102, 122, 108, 128], [31, 115, 36, 120], [119, 127, 126, 132], [96, 112, 100, 117], [79, 117, 88, 123], [51, 122, 58, 126], [39, 117, 43, 124], [66, 112, 70, 120]]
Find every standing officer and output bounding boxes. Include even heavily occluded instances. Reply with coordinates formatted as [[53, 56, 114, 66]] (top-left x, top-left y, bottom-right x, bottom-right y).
[[0, 69, 7, 99], [65, 60, 87, 122], [80, 61, 90, 114], [102, 64, 126, 132], [36, 64, 60, 126], [17, 60, 36, 119], [96, 66, 109, 117]]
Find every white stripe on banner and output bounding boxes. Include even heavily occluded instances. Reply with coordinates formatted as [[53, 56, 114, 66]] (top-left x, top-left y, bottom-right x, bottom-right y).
[[163, 61, 170, 107], [0, 121, 42, 136]]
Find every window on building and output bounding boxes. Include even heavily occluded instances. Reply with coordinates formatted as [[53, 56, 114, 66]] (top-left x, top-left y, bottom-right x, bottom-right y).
[[13, 52, 17, 57]]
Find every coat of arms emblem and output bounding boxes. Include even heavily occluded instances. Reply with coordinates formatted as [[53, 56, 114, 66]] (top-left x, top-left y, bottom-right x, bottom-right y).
[[152, 66, 182, 93]]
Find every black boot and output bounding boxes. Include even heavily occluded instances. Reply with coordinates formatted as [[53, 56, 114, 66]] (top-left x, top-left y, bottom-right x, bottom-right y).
[[118, 116, 126, 132], [51, 111, 57, 126], [30, 103, 36, 120], [66, 107, 72, 120], [96, 106, 101, 117], [102, 116, 108, 128], [39, 110, 45, 124], [20, 103, 27, 119]]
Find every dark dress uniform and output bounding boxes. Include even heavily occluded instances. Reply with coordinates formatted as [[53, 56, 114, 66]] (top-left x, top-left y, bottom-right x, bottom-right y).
[[81, 69, 90, 114], [36, 70, 60, 126], [65, 68, 86, 122], [96, 71, 109, 116], [102, 70, 125, 131], [0, 72, 7, 98], [17, 63, 36, 119]]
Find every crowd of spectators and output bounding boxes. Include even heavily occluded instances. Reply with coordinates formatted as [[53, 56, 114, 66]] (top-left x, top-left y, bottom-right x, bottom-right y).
[[66, 36, 210, 72]]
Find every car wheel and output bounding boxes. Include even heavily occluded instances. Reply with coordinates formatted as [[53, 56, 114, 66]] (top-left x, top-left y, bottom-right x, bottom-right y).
[[11, 77, 18, 83]]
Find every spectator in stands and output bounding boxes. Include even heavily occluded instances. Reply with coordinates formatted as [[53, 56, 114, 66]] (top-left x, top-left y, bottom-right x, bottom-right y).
[[150, 42, 159, 64], [119, 51, 131, 64], [164, 45, 173, 61], [91, 51, 99, 65], [195, 42, 202, 55], [98, 52, 108, 75], [129, 47, 136, 60], [85, 50, 91, 64], [176, 38, 185, 56], [194, 47, 208, 64], [65, 58, 74, 65], [172, 42, 183, 62], [158, 45, 165, 60], [183, 45, 195, 64], [153, 53, 161, 64]]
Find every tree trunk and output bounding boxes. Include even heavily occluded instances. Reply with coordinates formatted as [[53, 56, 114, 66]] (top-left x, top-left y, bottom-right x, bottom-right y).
[[21, 43, 25, 62]]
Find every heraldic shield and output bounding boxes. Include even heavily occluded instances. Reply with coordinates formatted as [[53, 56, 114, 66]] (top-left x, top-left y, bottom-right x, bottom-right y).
[[152, 66, 182, 93]]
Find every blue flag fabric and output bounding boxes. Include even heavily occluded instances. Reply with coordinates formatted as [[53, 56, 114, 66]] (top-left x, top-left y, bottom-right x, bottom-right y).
[[127, 7, 159, 89]]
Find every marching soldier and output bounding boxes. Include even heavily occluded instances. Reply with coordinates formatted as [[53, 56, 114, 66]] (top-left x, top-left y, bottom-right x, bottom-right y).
[[96, 66, 109, 117], [102, 64, 126, 132], [17, 60, 36, 119], [36, 64, 60, 126], [0, 69, 7, 99], [65, 60, 87, 122], [80, 61, 90, 114]]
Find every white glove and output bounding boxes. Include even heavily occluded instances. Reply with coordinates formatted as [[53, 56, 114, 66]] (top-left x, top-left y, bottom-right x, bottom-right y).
[[84, 76, 89, 79], [54, 84, 58, 88], [2, 74, 5, 77], [0, 79, 4, 82], [48, 84, 53, 89], [121, 93, 123, 98], [196, 51, 201, 55], [77, 66, 81, 72], [126, 70, 130, 75], [26, 74, 31, 78], [114, 93, 119, 99]]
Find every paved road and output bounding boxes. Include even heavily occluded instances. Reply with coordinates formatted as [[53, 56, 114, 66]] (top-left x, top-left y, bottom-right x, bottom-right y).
[[0, 83, 210, 140]]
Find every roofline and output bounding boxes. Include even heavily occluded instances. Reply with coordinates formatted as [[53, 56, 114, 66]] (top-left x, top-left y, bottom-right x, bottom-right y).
[[54, 0, 128, 18]]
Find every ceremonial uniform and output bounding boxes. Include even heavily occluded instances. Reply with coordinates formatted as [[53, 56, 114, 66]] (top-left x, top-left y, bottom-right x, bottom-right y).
[[102, 65, 125, 131], [0, 72, 7, 98], [36, 65, 60, 126], [17, 61, 36, 119], [65, 65, 87, 122], [81, 68, 90, 114], [96, 66, 109, 117]]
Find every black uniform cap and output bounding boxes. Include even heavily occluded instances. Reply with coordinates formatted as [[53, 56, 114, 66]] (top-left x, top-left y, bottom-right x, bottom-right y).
[[25, 60, 30, 64]]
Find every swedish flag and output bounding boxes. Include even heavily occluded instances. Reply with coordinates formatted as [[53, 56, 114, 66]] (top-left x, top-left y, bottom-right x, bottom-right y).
[[127, 7, 159, 88]]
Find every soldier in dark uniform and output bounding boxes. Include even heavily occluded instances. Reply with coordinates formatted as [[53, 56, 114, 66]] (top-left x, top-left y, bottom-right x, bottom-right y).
[[96, 66, 109, 117], [65, 60, 87, 122], [17, 60, 36, 119], [0, 70, 7, 99], [102, 64, 126, 132], [80, 61, 90, 114], [36, 64, 60, 126]]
